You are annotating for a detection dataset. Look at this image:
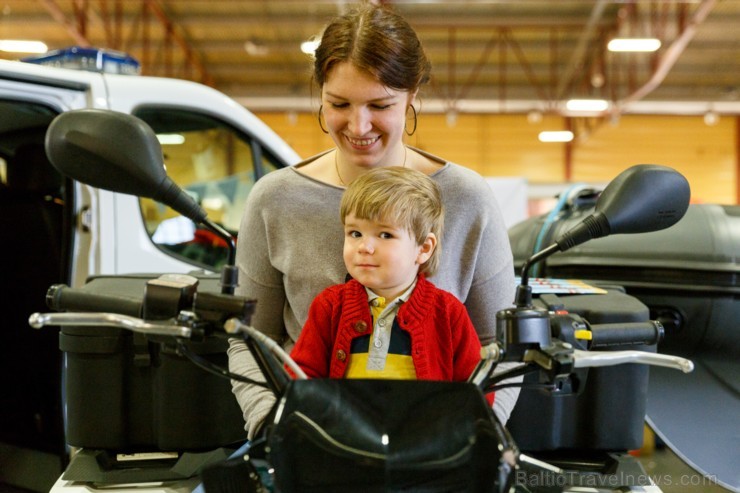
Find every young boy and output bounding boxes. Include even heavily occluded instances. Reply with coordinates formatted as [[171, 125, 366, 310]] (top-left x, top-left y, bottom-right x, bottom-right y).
[[290, 167, 489, 392]]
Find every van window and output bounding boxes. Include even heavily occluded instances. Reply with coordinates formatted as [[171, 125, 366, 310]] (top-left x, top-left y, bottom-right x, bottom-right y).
[[134, 107, 283, 270]]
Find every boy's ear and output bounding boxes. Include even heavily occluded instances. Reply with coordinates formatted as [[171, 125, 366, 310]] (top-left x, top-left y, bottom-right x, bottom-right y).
[[416, 233, 437, 265]]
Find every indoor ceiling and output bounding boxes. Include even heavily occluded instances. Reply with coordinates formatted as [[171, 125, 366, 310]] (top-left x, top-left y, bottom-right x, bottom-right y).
[[1, 0, 738, 116]]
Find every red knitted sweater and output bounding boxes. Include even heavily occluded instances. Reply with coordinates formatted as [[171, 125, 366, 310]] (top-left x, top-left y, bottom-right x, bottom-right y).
[[291, 276, 493, 405]]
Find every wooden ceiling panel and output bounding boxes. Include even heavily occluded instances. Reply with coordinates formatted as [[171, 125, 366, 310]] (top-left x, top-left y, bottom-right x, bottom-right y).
[[0, 0, 736, 114]]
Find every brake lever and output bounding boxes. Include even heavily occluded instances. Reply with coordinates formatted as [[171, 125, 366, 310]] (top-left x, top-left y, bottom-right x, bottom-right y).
[[573, 349, 694, 373], [29, 312, 192, 338]]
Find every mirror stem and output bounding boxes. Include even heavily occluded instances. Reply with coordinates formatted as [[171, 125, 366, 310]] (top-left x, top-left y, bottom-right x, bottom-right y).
[[516, 243, 560, 308], [202, 218, 238, 295]]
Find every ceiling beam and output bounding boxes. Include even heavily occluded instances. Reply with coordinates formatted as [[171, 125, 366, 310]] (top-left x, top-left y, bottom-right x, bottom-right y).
[[555, 0, 610, 100], [38, 0, 92, 47], [615, 0, 717, 114]]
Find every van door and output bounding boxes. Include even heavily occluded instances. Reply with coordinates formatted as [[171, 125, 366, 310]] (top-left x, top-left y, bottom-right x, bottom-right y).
[[0, 64, 106, 466]]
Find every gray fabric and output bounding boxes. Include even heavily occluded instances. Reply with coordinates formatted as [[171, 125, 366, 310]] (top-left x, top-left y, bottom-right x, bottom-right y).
[[228, 153, 519, 437]]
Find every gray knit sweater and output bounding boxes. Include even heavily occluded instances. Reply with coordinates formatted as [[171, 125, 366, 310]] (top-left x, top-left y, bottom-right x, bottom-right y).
[[228, 151, 519, 438]]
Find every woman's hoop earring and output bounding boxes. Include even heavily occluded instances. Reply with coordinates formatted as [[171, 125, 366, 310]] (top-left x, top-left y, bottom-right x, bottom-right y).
[[405, 104, 418, 136], [318, 105, 329, 134]]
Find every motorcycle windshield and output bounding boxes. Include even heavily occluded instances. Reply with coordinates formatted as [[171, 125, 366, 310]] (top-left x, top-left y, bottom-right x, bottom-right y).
[[267, 379, 516, 493]]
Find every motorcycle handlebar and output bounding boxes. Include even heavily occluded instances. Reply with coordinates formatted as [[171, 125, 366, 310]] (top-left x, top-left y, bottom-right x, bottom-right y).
[[45, 284, 255, 328], [587, 320, 665, 348], [28, 311, 306, 387], [46, 284, 142, 317]]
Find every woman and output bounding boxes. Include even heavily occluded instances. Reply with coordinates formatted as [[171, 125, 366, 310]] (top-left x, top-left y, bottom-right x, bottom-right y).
[[228, 3, 518, 438]]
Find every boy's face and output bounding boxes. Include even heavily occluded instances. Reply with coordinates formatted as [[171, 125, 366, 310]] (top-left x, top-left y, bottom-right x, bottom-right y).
[[343, 213, 435, 301]]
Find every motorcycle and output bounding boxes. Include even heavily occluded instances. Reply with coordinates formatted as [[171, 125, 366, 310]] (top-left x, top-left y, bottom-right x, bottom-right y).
[[30, 109, 694, 492]]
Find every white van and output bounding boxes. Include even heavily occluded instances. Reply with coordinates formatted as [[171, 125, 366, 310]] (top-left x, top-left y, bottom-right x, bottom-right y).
[[0, 55, 300, 489]]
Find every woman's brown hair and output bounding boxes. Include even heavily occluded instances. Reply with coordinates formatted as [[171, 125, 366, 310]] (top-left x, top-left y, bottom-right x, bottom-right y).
[[313, 3, 431, 93]]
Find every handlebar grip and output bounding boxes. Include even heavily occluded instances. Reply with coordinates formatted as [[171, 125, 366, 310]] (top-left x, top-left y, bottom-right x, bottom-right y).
[[588, 321, 664, 348], [193, 291, 256, 326], [46, 284, 142, 317]]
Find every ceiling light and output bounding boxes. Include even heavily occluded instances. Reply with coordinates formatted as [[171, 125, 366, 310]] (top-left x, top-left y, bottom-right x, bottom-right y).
[[244, 40, 268, 56], [607, 38, 661, 52], [703, 110, 719, 126], [202, 197, 225, 211], [566, 99, 609, 112], [301, 37, 320, 56], [527, 110, 543, 124], [0, 40, 48, 54], [590, 73, 605, 88], [156, 133, 185, 145], [539, 131, 574, 143]]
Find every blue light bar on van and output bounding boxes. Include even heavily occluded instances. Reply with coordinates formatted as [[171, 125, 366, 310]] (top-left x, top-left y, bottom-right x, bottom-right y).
[[22, 46, 141, 75]]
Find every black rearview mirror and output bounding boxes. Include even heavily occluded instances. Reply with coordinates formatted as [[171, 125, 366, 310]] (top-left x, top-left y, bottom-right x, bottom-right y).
[[45, 108, 206, 223]]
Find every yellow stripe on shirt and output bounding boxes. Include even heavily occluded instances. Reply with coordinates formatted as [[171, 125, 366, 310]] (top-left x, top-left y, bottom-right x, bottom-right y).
[[345, 352, 417, 379]]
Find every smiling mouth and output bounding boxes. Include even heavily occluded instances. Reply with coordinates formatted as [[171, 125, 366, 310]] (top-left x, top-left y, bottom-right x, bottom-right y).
[[346, 136, 380, 147]]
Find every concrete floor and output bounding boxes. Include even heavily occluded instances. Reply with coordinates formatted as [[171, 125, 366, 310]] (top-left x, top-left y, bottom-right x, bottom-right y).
[[1, 439, 733, 493], [0, 443, 63, 493], [636, 446, 731, 493]]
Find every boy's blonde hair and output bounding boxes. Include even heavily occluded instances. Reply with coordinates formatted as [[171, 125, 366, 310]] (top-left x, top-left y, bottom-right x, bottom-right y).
[[340, 166, 444, 277]]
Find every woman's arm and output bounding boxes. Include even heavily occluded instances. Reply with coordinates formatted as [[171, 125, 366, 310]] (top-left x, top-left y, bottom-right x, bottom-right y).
[[228, 173, 291, 438], [434, 163, 521, 424], [227, 338, 276, 439]]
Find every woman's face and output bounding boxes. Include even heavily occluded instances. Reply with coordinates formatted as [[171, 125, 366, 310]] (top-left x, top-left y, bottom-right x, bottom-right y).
[[322, 62, 414, 170]]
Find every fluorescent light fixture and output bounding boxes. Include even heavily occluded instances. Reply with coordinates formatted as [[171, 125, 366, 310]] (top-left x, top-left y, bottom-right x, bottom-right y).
[[703, 110, 719, 126], [539, 131, 574, 143], [156, 133, 185, 145], [244, 40, 268, 56], [300, 37, 320, 55], [0, 40, 48, 54], [202, 197, 225, 211], [566, 99, 609, 112], [607, 38, 661, 52], [527, 110, 543, 124]]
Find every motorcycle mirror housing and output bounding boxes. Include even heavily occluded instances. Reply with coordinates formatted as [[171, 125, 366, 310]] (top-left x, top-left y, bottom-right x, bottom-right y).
[[45, 108, 207, 223], [556, 164, 691, 252], [514, 164, 690, 308]]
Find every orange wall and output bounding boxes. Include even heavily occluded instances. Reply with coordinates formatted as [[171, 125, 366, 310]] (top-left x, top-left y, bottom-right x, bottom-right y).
[[256, 111, 738, 204]]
